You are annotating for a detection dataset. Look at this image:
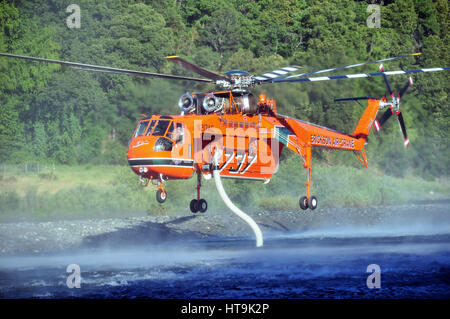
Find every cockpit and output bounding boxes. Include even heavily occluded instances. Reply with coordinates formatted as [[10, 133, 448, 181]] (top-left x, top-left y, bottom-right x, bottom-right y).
[[132, 118, 184, 152]]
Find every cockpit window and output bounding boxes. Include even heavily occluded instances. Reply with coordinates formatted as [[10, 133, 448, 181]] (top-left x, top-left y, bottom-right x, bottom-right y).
[[166, 122, 174, 139], [145, 120, 157, 136], [153, 137, 173, 152], [134, 120, 149, 137], [152, 120, 170, 136], [175, 123, 184, 144]]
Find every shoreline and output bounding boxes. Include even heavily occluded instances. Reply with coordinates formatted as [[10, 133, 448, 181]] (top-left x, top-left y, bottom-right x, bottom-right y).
[[0, 199, 449, 256]]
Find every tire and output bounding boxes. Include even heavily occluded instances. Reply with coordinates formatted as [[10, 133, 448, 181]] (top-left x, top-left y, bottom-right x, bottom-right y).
[[156, 189, 166, 203], [190, 199, 199, 213], [299, 196, 308, 210], [309, 196, 318, 210], [198, 199, 208, 213]]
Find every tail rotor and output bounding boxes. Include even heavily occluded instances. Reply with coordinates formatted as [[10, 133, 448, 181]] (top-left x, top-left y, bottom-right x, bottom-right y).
[[374, 63, 413, 148]]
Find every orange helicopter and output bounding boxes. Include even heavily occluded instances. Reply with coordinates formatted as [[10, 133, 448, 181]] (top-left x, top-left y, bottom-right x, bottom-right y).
[[1, 52, 449, 214]]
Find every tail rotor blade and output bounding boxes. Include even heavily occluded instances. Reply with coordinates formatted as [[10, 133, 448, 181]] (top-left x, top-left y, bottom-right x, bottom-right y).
[[379, 63, 393, 96], [374, 107, 394, 131], [396, 111, 409, 147], [399, 76, 413, 99]]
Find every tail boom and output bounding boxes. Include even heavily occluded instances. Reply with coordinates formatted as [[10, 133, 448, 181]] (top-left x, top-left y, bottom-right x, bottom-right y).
[[281, 117, 367, 153], [278, 99, 381, 168]]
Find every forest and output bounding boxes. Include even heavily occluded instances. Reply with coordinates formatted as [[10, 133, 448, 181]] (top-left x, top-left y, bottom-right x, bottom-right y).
[[0, 0, 448, 181]]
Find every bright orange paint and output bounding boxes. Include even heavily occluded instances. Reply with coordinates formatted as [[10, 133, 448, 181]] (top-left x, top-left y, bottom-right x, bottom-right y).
[[126, 91, 380, 200]]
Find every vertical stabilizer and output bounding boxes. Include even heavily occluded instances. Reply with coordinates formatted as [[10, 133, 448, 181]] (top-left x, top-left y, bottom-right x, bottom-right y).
[[352, 98, 380, 138]]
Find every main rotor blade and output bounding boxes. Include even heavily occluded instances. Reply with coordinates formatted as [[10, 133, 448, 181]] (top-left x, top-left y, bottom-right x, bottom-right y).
[[396, 111, 409, 147], [274, 53, 421, 81], [165, 55, 230, 82], [0, 53, 213, 83], [270, 67, 450, 83], [253, 66, 302, 81]]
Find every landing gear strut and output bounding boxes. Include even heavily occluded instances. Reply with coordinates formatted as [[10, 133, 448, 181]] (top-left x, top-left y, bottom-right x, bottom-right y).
[[299, 146, 318, 211], [156, 181, 167, 203], [190, 172, 207, 213]]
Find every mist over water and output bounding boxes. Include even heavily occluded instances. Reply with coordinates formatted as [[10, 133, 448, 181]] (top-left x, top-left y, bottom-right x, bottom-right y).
[[0, 201, 449, 298]]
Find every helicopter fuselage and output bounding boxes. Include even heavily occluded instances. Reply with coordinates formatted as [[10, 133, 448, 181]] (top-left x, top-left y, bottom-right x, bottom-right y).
[[127, 112, 285, 183], [126, 93, 376, 187]]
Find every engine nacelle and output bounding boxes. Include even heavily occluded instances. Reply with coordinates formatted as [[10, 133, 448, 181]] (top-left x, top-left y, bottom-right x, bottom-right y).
[[240, 94, 257, 114], [178, 91, 259, 115], [202, 94, 221, 113], [178, 93, 196, 113]]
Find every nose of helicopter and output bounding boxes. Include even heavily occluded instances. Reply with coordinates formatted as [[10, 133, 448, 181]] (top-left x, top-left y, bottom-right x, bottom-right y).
[[127, 136, 156, 177], [127, 137, 194, 180]]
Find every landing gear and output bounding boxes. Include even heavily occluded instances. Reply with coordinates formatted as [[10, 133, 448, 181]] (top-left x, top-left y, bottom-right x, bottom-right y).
[[190, 199, 199, 213], [309, 196, 318, 210], [190, 198, 207, 213], [198, 199, 208, 212], [299, 195, 317, 210], [299, 196, 308, 210], [156, 177, 167, 203], [156, 187, 167, 203], [190, 173, 208, 213], [299, 146, 318, 211]]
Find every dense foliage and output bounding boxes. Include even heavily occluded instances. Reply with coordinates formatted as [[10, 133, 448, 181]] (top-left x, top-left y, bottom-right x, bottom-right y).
[[0, 0, 448, 180]]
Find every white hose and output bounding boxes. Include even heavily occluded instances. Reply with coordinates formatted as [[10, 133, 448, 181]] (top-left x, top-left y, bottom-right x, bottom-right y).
[[212, 150, 263, 247]]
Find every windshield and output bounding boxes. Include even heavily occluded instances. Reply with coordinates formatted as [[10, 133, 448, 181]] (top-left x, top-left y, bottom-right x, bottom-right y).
[[145, 120, 157, 136], [134, 120, 149, 137], [152, 120, 171, 136], [166, 121, 174, 139]]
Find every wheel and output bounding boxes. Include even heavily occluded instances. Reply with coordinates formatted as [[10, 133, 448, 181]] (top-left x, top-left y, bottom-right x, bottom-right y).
[[190, 199, 199, 213], [309, 196, 318, 210], [299, 196, 308, 210], [198, 199, 208, 213], [156, 189, 166, 203]]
